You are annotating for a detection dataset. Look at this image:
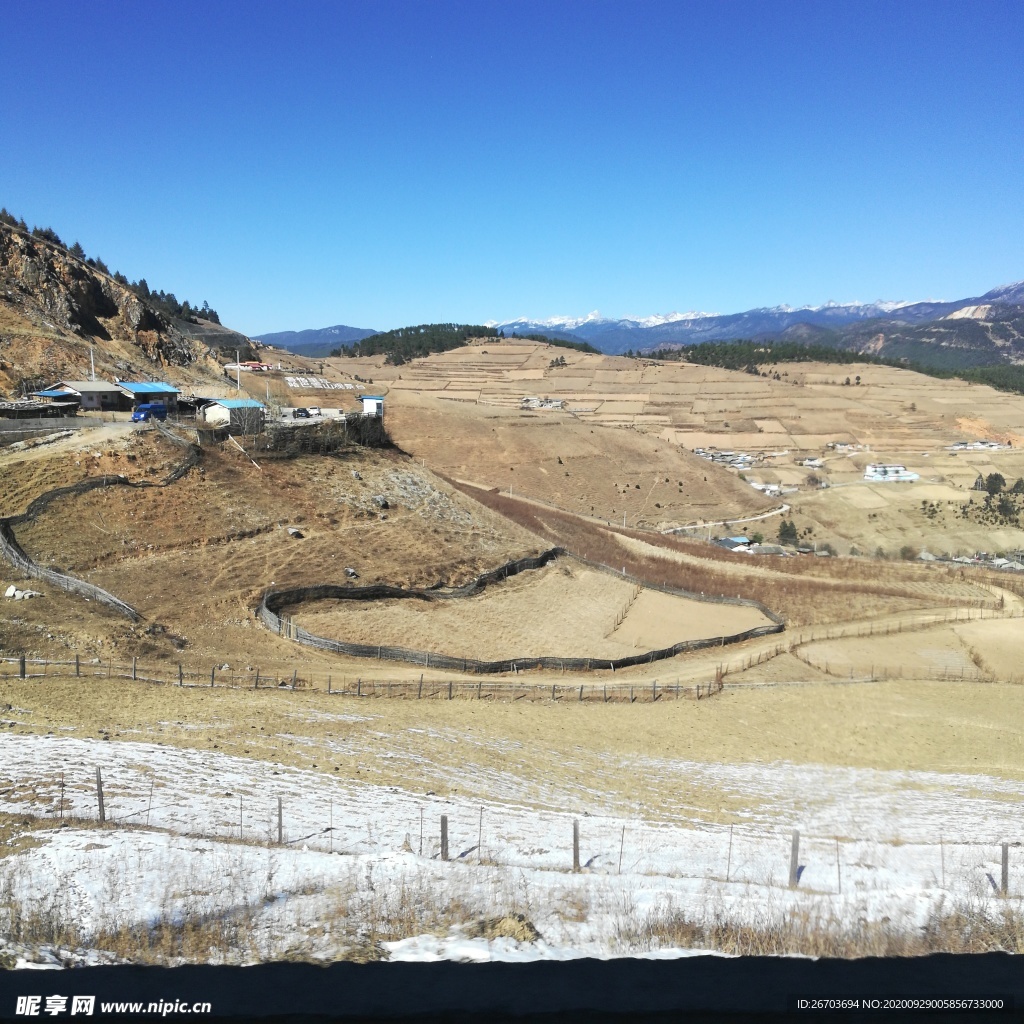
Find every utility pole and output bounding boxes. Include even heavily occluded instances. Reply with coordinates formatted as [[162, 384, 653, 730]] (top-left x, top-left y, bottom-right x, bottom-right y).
[[90, 346, 96, 381], [236, 349, 241, 390]]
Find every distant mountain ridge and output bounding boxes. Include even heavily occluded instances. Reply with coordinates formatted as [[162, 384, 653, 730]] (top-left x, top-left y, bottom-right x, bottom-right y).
[[253, 324, 378, 358], [492, 281, 1024, 366], [254, 278, 1024, 369]]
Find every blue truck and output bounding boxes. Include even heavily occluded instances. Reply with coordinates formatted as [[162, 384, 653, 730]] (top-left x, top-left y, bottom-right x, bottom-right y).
[[131, 402, 168, 422]]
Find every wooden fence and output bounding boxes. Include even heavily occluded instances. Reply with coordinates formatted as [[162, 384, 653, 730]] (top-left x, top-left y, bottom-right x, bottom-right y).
[[0, 655, 732, 702]]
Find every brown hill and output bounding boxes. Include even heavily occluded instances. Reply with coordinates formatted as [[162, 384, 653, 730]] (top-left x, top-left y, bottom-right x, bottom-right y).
[[0, 223, 242, 395]]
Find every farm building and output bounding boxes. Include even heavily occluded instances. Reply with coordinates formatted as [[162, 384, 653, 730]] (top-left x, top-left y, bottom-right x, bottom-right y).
[[864, 463, 920, 483], [116, 381, 180, 411], [43, 380, 131, 412], [361, 395, 384, 417], [199, 398, 266, 432], [716, 536, 751, 551]]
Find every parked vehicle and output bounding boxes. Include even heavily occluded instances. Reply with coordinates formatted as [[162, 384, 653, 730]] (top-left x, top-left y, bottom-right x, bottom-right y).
[[131, 402, 168, 422], [292, 407, 311, 418], [306, 406, 321, 417]]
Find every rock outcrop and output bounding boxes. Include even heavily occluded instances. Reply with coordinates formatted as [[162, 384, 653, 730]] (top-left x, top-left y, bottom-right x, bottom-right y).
[[0, 224, 202, 391]]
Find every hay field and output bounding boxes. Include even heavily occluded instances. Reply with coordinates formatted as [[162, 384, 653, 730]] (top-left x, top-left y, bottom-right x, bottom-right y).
[[292, 559, 773, 661]]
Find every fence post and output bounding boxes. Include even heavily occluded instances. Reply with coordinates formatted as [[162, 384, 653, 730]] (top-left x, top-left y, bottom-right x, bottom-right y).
[[573, 819, 580, 873], [277, 796, 283, 845], [19, 655, 26, 679], [478, 807, 484, 863], [357, 678, 361, 697], [418, 675, 423, 699], [578, 684, 583, 701], [836, 838, 842, 895], [210, 666, 216, 687], [788, 830, 800, 888], [95, 766, 105, 823], [652, 680, 657, 701], [291, 669, 297, 688], [328, 675, 331, 694], [1002, 843, 1009, 896], [441, 814, 449, 861], [726, 825, 733, 882], [132, 657, 137, 681], [75, 654, 80, 678], [448, 681, 453, 701]]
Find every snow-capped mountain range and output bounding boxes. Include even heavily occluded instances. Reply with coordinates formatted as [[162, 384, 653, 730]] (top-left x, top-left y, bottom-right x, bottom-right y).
[[256, 279, 1024, 361], [489, 283, 1024, 353]]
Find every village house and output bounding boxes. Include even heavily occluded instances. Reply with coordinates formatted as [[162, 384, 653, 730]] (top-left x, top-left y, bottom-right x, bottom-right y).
[[42, 380, 131, 412]]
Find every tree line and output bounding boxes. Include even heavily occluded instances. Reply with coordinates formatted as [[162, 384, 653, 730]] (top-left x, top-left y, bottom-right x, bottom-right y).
[[0, 206, 220, 325], [330, 324, 598, 364]]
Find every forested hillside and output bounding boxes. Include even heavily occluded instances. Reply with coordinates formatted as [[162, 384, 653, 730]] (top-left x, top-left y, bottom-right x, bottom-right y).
[[331, 324, 599, 363]]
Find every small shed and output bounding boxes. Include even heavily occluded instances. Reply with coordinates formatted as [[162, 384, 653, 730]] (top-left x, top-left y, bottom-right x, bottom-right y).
[[199, 398, 266, 433], [116, 381, 180, 411], [360, 395, 384, 418]]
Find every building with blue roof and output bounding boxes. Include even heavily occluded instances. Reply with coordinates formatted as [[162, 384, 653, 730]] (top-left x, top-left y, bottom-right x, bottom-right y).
[[116, 381, 180, 410], [199, 398, 266, 433], [41, 380, 131, 411]]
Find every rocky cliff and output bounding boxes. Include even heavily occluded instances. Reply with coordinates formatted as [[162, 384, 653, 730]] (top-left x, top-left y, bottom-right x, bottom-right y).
[[0, 224, 205, 394]]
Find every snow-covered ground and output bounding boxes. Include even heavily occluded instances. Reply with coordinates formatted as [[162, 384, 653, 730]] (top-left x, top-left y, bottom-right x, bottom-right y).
[[1, 736, 1021, 964]]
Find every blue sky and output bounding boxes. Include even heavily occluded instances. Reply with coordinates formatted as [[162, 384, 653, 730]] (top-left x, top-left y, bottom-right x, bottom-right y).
[[3, 0, 1022, 334]]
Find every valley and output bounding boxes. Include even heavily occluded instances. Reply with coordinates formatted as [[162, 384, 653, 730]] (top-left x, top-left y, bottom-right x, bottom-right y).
[[3, 230, 1024, 966]]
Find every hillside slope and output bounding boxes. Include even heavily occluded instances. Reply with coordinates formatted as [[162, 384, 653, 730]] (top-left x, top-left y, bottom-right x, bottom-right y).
[[0, 223, 233, 395]]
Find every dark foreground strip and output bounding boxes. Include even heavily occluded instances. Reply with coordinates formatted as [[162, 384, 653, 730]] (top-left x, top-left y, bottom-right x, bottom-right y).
[[1, 953, 1021, 1023]]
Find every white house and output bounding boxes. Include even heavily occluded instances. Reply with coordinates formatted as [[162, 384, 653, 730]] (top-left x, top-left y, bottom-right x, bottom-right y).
[[360, 395, 384, 417], [199, 398, 266, 432], [864, 463, 920, 483]]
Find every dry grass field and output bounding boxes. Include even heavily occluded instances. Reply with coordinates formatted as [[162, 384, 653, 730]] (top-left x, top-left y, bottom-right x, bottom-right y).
[[334, 341, 1024, 555], [3, 675, 1024, 825], [0, 346, 1020, 721], [293, 557, 773, 661], [0, 425, 542, 666], [383, 387, 771, 529]]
